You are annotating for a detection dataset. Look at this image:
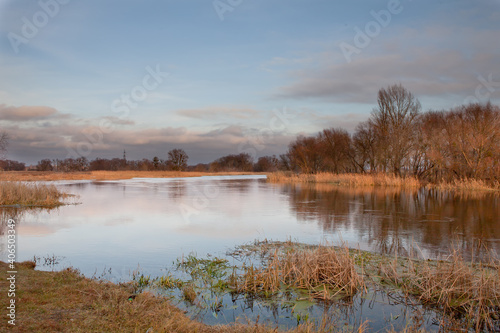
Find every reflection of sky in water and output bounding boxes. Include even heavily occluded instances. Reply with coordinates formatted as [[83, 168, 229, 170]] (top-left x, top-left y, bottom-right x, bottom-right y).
[[1, 175, 499, 282]]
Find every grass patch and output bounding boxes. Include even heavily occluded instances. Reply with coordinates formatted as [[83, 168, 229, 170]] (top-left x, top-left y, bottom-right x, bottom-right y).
[[0, 181, 71, 207], [0, 260, 369, 332], [379, 248, 500, 331], [233, 243, 364, 300]]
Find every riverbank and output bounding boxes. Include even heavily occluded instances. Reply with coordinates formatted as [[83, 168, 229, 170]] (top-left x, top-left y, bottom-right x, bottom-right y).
[[0, 182, 71, 207], [0, 260, 367, 333], [3, 241, 497, 332], [0, 171, 260, 181], [267, 172, 500, 192]]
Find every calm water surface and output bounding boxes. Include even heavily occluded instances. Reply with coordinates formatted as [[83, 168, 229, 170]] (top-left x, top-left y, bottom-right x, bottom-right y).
[[1, 175, 499, 330]]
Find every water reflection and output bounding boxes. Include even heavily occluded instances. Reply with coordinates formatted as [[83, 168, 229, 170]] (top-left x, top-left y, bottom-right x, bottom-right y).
[[1, 176, 499, 279], [281, 183, 500, 259]]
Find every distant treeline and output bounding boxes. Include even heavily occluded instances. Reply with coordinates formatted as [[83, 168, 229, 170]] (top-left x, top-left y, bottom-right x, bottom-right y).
[[27, 151, 282, 173], [282, 85, 500, 183], [2, 85, 499, 182]]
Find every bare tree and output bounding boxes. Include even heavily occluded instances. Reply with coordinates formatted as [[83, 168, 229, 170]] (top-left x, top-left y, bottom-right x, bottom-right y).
[[371, 84, 421, 175], [167, 149, 188, 171], [318, 128, 354, 173]]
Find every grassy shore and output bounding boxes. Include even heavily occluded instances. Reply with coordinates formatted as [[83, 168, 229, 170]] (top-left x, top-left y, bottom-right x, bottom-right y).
[[2, 242, 498, 332], [0, 182, 70, 207], [0, 171, 259, 182], [0, 261, 366, 333], [267, 172, 500, 191]]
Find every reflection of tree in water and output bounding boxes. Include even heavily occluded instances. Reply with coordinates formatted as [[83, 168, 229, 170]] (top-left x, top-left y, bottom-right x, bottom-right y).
[[282, 184, 500, 258], [0, 207, 58, 255]]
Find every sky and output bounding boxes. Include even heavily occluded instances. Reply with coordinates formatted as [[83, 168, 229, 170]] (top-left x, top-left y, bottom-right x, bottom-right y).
[[0, 0, 499, 165]]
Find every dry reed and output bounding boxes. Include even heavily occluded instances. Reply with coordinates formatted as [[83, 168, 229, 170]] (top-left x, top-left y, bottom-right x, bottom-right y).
[[0, 260, 371, 333], [431, 178, 500, 192], [235, 244, 364, 300], [379, 248, 500, 331], [0, 181, 69, 206], [268, 172, 421, 187]]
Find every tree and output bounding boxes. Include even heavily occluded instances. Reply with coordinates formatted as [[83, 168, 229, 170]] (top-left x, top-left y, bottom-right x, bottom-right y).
[[318, 128, 354, 173], [287, 135, 323, 173], [152, 156, 160, 169], [254, 155, 279, 172], [209, 153, 253, 172], [167, 149, 188, 171], [36, 159, 53, 171], [371, 84, 421, 175]]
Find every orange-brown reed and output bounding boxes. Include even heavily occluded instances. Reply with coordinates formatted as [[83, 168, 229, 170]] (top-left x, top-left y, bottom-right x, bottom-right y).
[[379, 247, 500, 332], [0, 181, 69, 206], [267, 172, 421, 187], [234, 244, 364, 300]]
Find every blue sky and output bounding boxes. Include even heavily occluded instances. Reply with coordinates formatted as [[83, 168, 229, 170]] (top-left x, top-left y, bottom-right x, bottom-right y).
[[0, 0, 499, 164]]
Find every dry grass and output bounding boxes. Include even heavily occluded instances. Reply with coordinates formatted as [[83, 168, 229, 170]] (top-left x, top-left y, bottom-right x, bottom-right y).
[[0, 181, 70, 206], [431, 178, 500, 192], [379, 248, 500, 332], [268, 172, 421, 187], [0, 170, 259, 181], [234, 244, 364, 300], [0, 261, 369, 333]]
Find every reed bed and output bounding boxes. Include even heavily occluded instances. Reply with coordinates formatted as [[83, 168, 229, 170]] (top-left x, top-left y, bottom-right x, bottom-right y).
[[379, 248, 500, 331], [268, 172, 421, 187], [235, 244, 364, 300], [432, 178, 500, 192], [0, 181, 69, 206]]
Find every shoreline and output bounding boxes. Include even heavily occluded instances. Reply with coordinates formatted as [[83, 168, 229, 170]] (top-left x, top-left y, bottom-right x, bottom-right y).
[[267, 172, 500, 192], [0, 171, 263, 182], [1, 241, 498, 332]]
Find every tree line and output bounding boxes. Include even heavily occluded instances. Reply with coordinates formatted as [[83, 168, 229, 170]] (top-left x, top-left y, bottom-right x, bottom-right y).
[[2, 84, 499, 182], [283, 84, 500, 182], [30, 150, 281, 173]]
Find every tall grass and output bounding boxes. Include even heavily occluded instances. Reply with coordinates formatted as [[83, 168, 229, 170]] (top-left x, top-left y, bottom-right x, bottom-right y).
[[379, 248, 500, 331], [0, 181, 69, 206], [268, 172, 421, 187], [235, 244, 364, 300], [432, 178, 500, 191]]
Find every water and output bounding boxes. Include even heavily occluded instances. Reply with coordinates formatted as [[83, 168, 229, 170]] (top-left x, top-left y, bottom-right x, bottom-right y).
[[1, 175, 499, 330]]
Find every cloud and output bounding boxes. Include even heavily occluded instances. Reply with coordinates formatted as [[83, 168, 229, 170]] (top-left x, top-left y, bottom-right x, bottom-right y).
[[177, 107, 261, 120], [275, 50, 500, 104], [0, 104, 60, 121], [1, 108, 296, 164], [273, 17, 500, 105], [100, 116, 135, 126]]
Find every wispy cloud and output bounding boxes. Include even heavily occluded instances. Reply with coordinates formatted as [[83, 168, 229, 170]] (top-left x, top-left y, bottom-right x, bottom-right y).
[[177, 107, 261, 120]]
